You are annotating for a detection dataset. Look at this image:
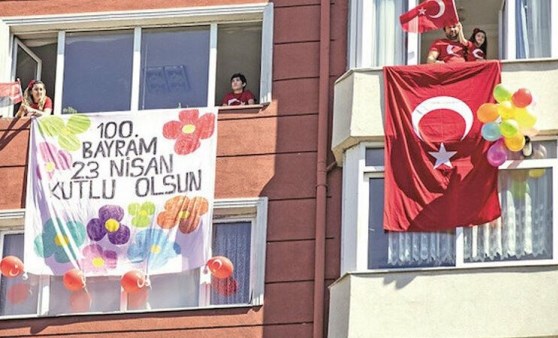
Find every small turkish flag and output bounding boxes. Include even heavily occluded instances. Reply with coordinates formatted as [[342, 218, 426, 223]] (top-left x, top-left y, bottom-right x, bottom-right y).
[[383, 61, 502, 232], [400, 0, 459, 33], [0, 81, 23, 107]]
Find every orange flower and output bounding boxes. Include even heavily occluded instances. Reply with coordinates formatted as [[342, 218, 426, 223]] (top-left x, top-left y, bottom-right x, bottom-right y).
[[157, 196, 209, 233]]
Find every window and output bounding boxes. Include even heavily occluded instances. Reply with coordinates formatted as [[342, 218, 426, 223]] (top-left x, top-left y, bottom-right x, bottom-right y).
[[0, 197, 267, 318], [0, 3, 273, 117], [341, 141, 557, 273]]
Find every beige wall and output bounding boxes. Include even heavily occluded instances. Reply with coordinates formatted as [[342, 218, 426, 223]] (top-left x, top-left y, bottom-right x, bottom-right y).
[[332, 59, 558, 164], [329, 266, 558, 338]]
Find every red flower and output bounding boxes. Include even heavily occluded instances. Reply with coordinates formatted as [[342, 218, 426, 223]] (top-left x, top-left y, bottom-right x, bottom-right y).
[[163, 109, 215, 155]]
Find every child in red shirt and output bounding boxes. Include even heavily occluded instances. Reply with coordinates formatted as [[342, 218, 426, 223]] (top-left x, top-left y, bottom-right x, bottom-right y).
[[221, 73, 256, 106], [467, 28, 487, 61]]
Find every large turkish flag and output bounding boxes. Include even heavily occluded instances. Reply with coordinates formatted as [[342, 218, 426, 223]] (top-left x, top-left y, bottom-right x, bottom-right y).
[[383, 61, 501, 232], [400, 0, 459, 33]]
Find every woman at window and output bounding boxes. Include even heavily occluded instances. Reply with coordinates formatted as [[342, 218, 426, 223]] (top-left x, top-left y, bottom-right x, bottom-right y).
[[467, 28, 487, 61], [16, 80, 53, 117]]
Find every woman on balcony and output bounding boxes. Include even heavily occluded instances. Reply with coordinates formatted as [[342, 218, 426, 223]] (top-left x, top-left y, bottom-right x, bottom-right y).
[[16, 80, 52, 117]]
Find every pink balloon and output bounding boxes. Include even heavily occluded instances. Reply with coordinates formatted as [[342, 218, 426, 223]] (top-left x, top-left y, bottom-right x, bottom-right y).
[[487, 142, 508, 167]]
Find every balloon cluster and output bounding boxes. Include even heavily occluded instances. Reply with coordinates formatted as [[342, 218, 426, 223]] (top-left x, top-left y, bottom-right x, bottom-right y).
[[479, 85, 538, 167]]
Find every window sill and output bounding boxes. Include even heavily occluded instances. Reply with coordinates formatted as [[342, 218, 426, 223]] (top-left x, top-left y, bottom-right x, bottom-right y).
[[218, 103, 266, 113]]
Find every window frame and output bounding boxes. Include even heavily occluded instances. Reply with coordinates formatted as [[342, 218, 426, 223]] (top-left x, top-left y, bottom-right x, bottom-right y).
[[340, 140, 558, 275], [0, 197, 268, 319], [0, 3, 273, 117]]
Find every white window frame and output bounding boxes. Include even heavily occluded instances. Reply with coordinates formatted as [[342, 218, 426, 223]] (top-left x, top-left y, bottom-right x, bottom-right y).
[[348, 0, 419, 69], [341, 141, 558, 275], [0, 197, 267, 319], [0, 3, 274, 117]]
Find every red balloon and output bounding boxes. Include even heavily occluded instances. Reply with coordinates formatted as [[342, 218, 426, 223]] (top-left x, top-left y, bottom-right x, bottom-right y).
[[212, 276, 238, 297], [1, 256, 24, 278], [70, 289, 92, 313], [512, 88, 533, 108], [121, 270, 146, 293], [207, 256, 234, 279], [63, 269, 86, 291], [128, 286, 149, 310], [7, 283, 31, 304]]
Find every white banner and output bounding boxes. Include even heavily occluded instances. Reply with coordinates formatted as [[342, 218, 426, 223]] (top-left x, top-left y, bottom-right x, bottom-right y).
[[24, 108, 217, 276]]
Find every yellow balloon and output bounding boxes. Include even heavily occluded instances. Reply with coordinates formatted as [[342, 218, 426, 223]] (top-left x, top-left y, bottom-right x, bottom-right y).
[[529, 168, 546, 178], [504, 133, 525, 152], [498, 101, 515, 120], [515, 108, 537, 128]]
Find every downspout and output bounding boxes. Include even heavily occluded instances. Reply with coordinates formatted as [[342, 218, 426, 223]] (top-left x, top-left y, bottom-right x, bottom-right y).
[[313, 0, 330, 336]]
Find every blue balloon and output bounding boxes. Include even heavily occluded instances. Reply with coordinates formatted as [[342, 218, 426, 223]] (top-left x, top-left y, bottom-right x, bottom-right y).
[[481, 122, 502, 141]]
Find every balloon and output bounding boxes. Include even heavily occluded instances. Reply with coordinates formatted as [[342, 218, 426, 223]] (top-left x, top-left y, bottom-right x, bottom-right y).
[[497, 101, 515, 120], [510, 169, 529, 182], [504, 133, 526, 152], [529, 168, 546, 178], [477, 103, 499, 123], [481, 122, 502, 141], [499, 119, 519, 138], [7, 283, 31, 304], [511, 180, 529, 199], [493, 84, 512, 103], [1, 256, 24, 278], [63, 269, 86, 291], [487, 141, 508, 167], [128, 286, 149, 310], [533, 144, 547, 159], [212, 276, 238, 297], [512, 88, 533, 108], [207, 256, 234, 279], [70, 289, 92, 312], [514, 108, 537, 128], [121, 270, 146, 293]]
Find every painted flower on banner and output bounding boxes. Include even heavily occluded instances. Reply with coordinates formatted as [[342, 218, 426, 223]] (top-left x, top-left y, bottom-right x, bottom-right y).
[[162, 109, 215, 155], [128, 202, 156, 228], [127, 229, 181, 269], [37, 114, 91, 152], [37, 142, 72, 179], [87, 205, 131, 245], [34, 218, 87, 263], [80, 244, 117, 272], [157, 196, 209, 234]]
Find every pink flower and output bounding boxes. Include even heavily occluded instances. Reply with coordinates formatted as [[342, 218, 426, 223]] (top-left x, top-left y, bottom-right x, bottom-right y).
[[80, 244, 117, 273], [162, 109, 215, 155], [37, 142, 72, 179]]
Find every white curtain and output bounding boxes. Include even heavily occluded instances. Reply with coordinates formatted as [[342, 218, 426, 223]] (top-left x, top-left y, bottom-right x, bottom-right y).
[[388, 232, 455, 266], [372, 0, 406, 66], [464, 169, 553, 262], [515, 0, 551, 58]]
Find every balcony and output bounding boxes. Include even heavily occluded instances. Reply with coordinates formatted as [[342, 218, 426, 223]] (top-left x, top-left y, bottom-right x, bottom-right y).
[[332, 58, 558, 164]]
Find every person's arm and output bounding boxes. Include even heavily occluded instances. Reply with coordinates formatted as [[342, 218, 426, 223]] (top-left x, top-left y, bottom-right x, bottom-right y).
[[457, 22, 468, 45], [426, 50, 440, 64]]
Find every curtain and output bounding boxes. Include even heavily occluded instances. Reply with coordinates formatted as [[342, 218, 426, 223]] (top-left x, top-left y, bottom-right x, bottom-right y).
[[372, 0, 407, 66], [387, 232, 455, 266], [515, 0, 551, 59], [465, 169, 552, 262]]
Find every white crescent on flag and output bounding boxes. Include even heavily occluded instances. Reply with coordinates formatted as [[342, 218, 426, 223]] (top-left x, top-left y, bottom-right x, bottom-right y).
[[411, 96, 473, 141], [429, 0, 446, 19]]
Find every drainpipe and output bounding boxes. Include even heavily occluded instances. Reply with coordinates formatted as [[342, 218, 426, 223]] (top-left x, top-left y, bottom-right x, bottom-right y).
[[313, 0, 330, 336]]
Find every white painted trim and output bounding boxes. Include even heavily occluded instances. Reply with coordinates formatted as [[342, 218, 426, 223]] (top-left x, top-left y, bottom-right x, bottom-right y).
[[130, 27, 142, 111], [53, 31, 65, 115], [347, 0, 358, 69], [552, 0, 558, 58], [360, 0, 373, 67], [259, 3, 273, 104], [207, 23, 218, 107], [504, 0, 516, 60], [406, 0, 419, 65]]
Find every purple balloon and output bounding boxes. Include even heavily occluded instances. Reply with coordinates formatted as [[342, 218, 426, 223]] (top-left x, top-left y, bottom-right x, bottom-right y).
[[487, 141, 508, 167]]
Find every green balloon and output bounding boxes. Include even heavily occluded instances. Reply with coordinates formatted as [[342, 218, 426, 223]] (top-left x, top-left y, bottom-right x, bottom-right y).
[[493, 84, 512, 103]]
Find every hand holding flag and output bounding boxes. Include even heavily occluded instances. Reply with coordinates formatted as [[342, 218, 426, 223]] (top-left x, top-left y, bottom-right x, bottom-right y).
[[400, 0, 459, 33]]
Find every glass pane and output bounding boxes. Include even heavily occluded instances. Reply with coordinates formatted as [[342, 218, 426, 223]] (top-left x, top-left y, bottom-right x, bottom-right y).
[[48, 276, 120, 315], [215, 23, 262, 106], [210, 222, 251, 305], [372, 0, 407, 66], [368, 178, 456, 269], [515, 0, 551, 59], [139, 27, 210, 110], [464, 168, 553, 262], [0, 234, 40, 316], [13, 44, 39, 115], [63, 31, 133, 113], [365, 148, 384, 167], [127, 270, 199, 311]]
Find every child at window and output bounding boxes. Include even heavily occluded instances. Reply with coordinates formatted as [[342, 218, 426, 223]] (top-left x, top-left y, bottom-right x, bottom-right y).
[[467, 28, 487, 61], [221, 73, 255, 106], [16, 80, 53, 117]]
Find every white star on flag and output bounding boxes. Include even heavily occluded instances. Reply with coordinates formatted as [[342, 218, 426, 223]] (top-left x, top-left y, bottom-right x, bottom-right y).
[[418, 7, 427, 15], [428, 143, 457, 169]]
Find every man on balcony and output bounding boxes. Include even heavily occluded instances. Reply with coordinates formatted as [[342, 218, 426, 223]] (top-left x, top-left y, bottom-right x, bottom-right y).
[[426, 23, 469, 64]]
